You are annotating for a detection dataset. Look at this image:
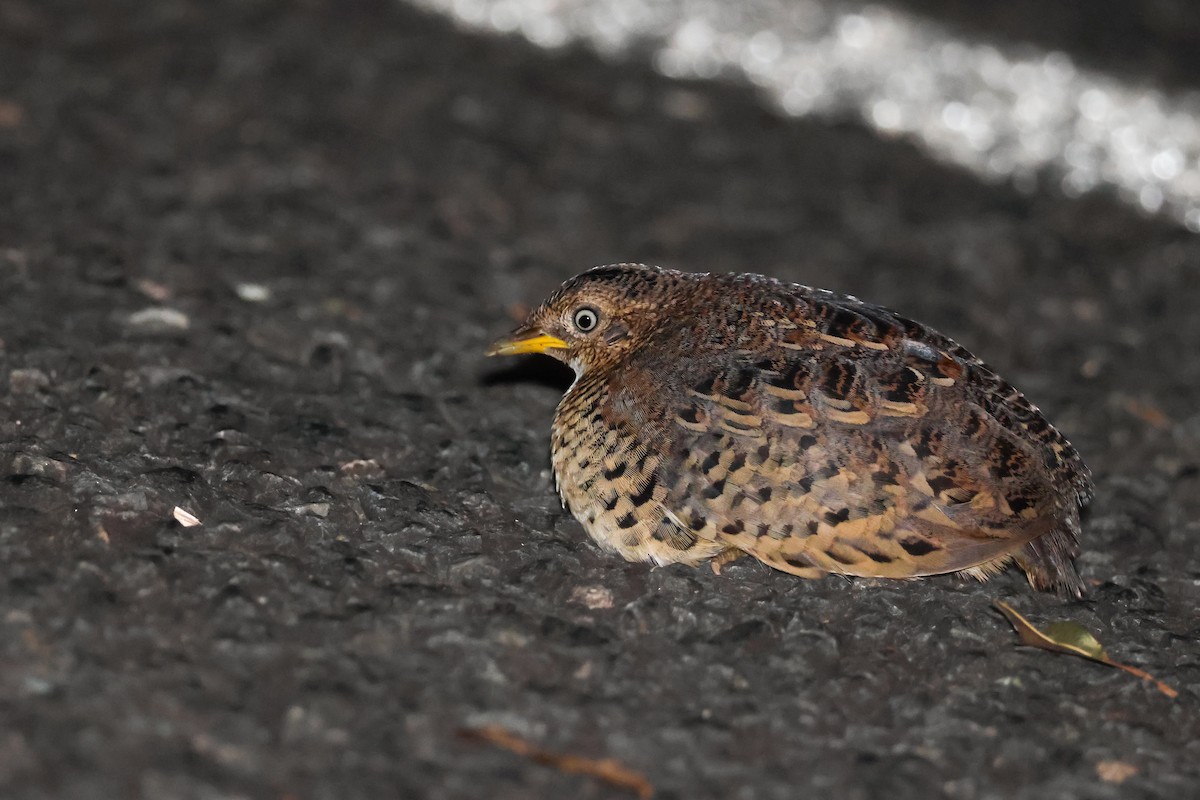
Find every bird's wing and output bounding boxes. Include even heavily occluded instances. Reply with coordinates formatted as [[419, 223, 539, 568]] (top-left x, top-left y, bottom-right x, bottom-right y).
[[632, 315, 1072, 581]]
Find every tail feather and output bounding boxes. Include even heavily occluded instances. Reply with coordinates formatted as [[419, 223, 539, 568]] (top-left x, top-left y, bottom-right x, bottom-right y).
[[1013, 515, 1085, 597]]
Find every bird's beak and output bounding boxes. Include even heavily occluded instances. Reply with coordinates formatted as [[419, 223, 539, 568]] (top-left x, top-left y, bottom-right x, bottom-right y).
[[486, 326, 569, 357]]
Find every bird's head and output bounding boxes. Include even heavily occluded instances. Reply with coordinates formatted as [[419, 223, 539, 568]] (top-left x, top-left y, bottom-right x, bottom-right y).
[[488, 264, 684, 377]]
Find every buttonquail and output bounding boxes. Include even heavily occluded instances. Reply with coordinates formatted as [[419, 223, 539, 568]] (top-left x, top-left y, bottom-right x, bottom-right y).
[[489, 264, 1092, 596]]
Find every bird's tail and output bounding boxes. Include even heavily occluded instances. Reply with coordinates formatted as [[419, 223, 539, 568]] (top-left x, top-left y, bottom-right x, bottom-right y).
[[1012, 515, 1085, 597]]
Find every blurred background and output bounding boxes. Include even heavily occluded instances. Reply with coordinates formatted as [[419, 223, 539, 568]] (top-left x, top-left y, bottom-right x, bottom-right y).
[[1, 1, 1198, 799], [417, 0, 1200, 229]]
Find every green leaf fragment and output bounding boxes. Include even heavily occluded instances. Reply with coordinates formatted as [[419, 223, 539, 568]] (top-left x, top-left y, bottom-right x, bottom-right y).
[[1041, 622, 1109, 660]]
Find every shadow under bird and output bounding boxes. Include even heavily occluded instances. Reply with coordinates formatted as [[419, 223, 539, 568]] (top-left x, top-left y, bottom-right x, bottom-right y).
[[488, 264, 1092, 596]]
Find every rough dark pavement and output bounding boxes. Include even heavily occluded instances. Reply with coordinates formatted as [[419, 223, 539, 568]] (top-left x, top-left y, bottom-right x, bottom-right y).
[[1, 1, 1198, 798]]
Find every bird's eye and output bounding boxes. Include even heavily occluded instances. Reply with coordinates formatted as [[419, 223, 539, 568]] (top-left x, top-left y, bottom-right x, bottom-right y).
[[572, 306, 600, 333]]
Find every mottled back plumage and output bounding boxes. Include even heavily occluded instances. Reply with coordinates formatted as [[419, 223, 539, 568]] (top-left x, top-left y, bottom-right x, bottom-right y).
[[491, 264, 1092, 595]]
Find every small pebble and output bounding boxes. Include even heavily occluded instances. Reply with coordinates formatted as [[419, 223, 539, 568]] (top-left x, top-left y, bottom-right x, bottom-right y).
[[127, 307, 190, 335]]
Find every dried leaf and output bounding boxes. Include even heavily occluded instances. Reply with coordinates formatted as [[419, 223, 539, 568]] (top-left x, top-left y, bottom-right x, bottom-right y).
[[135, 279, 172, 302], [0, 99, 24, 128], [1124, 398, 1170, 429], [1096, 760, 1138, 784], [459, 725, 654, 799], [172, 506, 202, 527], [994, 601, 1177, 699]]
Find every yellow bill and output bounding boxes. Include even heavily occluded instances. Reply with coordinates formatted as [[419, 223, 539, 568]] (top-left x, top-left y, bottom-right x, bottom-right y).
[[487, 331, 568, 357]]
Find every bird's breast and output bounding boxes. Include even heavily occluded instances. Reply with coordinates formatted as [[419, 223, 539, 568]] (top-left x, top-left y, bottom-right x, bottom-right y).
[[550, 372, 725, 566]]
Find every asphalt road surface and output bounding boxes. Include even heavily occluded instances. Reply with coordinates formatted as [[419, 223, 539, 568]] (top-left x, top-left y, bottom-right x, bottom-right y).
[[2, 1, 1198, 798]]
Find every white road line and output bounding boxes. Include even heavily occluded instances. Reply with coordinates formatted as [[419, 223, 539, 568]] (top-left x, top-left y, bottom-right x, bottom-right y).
[[412, 0, 1200, 231]]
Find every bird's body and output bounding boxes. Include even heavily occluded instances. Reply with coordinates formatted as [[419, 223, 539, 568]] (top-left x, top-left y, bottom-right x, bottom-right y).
[[491, 264, 1092, 595]]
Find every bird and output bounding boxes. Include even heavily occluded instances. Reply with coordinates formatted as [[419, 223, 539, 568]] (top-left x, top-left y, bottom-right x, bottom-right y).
[[488, 264, 1092, 596]]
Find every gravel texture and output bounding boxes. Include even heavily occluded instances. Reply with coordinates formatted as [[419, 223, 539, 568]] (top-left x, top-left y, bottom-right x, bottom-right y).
[[1, 1, 1198, 799]]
